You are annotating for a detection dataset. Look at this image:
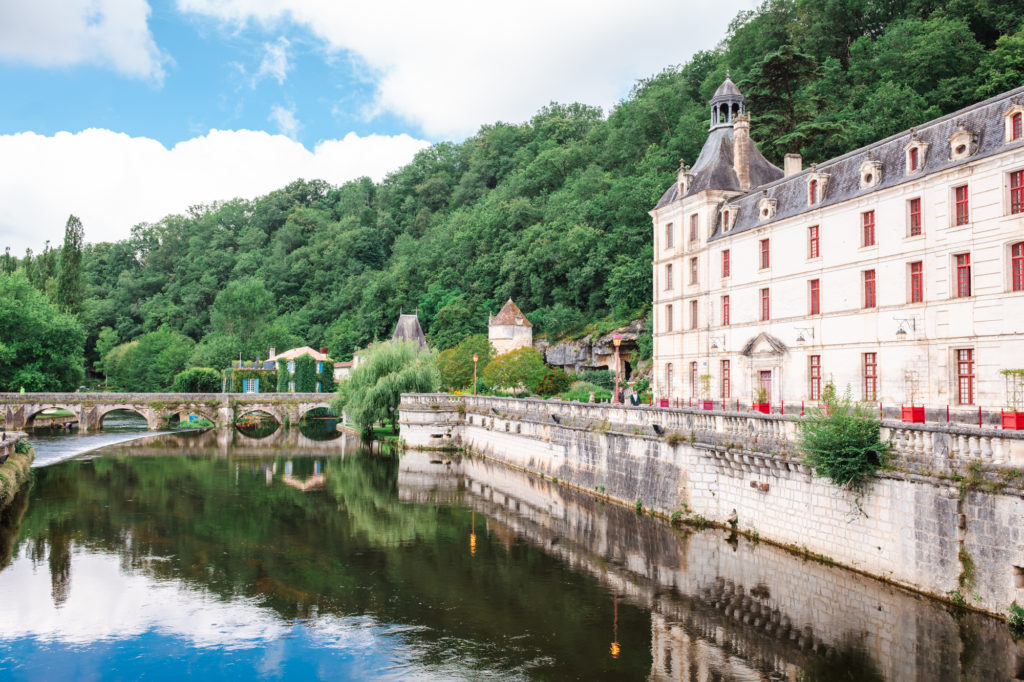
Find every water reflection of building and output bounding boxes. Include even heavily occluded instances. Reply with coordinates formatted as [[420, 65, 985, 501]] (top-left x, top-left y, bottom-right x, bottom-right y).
[[396, 451, 1020, 681], [282, 460, 325, 491]]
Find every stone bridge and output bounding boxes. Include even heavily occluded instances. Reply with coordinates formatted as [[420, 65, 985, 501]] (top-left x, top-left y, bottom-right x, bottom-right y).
[[0, 393, 335, 431]]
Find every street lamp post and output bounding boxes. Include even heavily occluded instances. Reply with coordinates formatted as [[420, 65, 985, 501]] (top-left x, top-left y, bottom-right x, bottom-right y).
[[473, 353, 479, 395], [613, 334, 622, 404]]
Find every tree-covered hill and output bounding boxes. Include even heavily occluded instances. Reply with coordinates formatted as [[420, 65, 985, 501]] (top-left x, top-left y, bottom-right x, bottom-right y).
[[3, 0, 1023, 387]]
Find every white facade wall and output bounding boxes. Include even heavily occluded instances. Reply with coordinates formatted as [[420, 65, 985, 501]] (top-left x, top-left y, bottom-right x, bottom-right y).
[[652, 127, 1024, 408], [489, 323, 533, 356]]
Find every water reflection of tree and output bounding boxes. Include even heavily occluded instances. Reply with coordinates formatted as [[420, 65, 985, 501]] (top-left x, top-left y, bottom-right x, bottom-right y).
[[13, 454, 653, 679], [297, 408, 340, 442], [0, 480, 31, 570], [234, 413, 279, 439]]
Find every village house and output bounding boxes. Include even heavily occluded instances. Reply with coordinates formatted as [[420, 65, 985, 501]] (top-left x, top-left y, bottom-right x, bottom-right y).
[[650, 78, 1024, 409]]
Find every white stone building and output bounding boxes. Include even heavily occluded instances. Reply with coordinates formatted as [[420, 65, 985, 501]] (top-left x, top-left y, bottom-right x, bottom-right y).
[[488, 299, 533, 355], [650, 78, 1024, 408]]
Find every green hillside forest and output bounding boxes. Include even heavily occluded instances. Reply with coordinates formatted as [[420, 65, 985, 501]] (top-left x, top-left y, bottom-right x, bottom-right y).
[[2, 0, 1023, 391]]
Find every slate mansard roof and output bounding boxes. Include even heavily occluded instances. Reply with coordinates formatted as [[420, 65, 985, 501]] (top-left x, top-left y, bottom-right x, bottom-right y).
[[699, 84, 1024, 242]]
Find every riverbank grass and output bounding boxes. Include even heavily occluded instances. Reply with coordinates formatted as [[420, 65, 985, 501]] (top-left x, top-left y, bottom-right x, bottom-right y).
[[0, 441, 34, 508], [369, 425, 401, 442]]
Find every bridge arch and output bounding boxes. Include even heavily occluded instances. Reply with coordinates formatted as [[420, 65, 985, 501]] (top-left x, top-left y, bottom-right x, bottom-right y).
[[96, 406, 158, 430], [24, 404, 82, 427]]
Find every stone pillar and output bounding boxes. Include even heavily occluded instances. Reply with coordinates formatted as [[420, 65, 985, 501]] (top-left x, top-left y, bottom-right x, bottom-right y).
[[78, 406, 100, 432], [4, 405, 26, 430], [217, 405, 235, 429], [733, 115, 751, 190]]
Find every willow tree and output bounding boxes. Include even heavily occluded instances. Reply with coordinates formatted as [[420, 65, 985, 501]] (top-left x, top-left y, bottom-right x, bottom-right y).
[[333, 340, 439, 435]]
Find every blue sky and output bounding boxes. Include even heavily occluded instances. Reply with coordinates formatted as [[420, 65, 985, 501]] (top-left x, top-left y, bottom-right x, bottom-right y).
[[0, 0, 753, 252]]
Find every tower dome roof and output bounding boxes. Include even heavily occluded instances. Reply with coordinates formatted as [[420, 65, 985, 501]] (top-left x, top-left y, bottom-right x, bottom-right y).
[[710, 76, 745, 105]]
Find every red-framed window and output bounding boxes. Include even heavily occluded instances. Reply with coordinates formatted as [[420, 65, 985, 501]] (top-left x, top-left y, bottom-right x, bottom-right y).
[[809, 278, 820, 315], [909, 198, 922, 236], [955, 253, 971, 297], [721, 359, 730, 399], [863, 352, 877, 402], [666, 363, 673, 398], [1012, 243, 1024, 292], [722, 295, 730, 326], [809, 179, 818, 204], [689, 362, 697, 397], [664, 222, 673, 249], [1011, 170, 1024, 215], [722, 249, 730, 278], [759, 238, 770, 269], [689, 299, 698, 329], [808, 225, 820, 258], [809, 355, 821, 401], [759, 287, 770, 321], [909, 146, 919, 171], [723, 211, 730, 232], [1013, 112, 1023, 141], [957, 349, 974, 405], [910, 261, 923, 303], [665, 263, 673, 290], [665, 304, 673, 332], [954, 185, 969, 225], [689, 214, 698, 241], [689, 257, 698, 285], [863, 269, 876, 308], [862, 210, 875, 246]]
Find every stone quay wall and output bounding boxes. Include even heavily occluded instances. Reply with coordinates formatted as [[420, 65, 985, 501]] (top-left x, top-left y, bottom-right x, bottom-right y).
[[399, 393, 1024, 617]]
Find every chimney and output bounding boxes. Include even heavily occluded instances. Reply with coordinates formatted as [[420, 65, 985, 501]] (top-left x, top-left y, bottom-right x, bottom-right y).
[[733, 115, 751, 190], [269, 347, 276, 359], [320, 347, 328, 356], [784, 153, 802, 177]]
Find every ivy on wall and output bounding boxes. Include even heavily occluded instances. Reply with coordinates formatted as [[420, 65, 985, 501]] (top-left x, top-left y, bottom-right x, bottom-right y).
[[293, 355, 317, 393], [228, 368, 278, 393], [277, 360, 290, 392]]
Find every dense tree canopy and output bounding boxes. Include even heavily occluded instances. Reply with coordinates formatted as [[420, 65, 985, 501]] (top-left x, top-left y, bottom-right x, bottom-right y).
[[0, 272, 85, 391], [3, 1, 1022, 392]]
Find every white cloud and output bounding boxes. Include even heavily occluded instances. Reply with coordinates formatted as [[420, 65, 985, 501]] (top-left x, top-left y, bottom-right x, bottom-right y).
[[0, 128, 429, 253], [255, 36, 291, 85], [175, 0, 756, 138], [269, 103, 299, 138], [0, 0, 167, 83]]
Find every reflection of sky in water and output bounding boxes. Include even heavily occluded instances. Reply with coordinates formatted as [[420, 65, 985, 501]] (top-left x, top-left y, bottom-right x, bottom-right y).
[[0, 549, 484, 681]]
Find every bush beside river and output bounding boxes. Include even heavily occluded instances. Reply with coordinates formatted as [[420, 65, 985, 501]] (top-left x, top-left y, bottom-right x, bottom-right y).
[[0, 440, 34, 508]]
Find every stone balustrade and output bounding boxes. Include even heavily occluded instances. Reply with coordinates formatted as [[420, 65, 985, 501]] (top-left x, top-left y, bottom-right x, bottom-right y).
[[401, 393, 1024, 470]]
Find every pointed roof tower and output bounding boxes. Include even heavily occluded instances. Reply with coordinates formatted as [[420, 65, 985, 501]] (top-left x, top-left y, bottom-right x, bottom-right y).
[[392, 313, 428, 349], [654, 76, 782, 208]]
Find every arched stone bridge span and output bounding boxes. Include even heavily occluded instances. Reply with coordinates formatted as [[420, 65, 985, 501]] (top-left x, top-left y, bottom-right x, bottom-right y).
[[0, 393, 334, 431]]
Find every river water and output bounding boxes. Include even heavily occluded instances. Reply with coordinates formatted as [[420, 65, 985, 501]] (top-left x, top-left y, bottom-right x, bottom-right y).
[[0, 419, 1020, 680]]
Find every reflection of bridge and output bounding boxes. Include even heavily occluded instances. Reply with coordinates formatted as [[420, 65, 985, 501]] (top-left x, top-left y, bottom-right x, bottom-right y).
[[0, 393, 334, 431], [84, 424, 361, 457]]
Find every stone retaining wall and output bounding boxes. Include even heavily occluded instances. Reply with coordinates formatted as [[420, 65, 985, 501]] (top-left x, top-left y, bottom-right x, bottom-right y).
[[400, 393, 1024, 617]]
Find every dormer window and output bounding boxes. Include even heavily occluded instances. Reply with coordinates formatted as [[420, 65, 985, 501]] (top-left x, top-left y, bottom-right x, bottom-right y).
[[676, 159, 692, 196], [806, 169, 830, 206], [904, 136, 929, 175], [859, 159, 881, 189], [1004, 105, 1024, 143], [721, 205, 738, 233], [757, 196, 776, 221], [948, 124, 975, 161]]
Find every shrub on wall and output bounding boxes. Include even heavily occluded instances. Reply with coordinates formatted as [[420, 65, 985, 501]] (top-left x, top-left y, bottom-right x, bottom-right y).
[[171, 367, 223, 393], [293, 354, 317, 393], [798, 383, 888, 492], [277, 360, 290, 392]]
